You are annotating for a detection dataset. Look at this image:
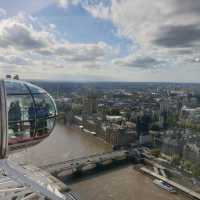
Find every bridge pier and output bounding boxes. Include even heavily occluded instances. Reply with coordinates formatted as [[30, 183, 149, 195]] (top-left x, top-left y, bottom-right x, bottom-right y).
[[73, 167, 82, 176], [95, 162, 104, 169]]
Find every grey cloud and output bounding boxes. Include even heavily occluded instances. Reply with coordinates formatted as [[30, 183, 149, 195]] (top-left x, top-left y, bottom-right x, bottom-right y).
[[38, 43, 112, 63], [175, 49, 194, 55], [154, 24, 200, 48], [153, 0, 200, 49], [37, 49, 53, 56], [8, 56, 30, 65], [131, 57, 164, 69], [186, 57, 200, 64], [174, 0, 200, 15], [0, 23, 47, 50], [0, 13, 115, 72], [115, 56, 165, 69], [0, 55, 30, 65]]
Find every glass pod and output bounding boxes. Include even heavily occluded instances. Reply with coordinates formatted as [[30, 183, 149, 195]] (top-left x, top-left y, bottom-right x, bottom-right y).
[[0, 79, 57, 158]]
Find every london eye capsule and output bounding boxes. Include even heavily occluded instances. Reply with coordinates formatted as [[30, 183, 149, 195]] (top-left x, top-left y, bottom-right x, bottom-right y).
[[0, 79, 57, 158]]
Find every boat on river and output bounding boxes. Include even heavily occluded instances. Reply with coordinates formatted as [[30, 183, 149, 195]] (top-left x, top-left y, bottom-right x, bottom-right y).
[[153, 179, 176, 193]]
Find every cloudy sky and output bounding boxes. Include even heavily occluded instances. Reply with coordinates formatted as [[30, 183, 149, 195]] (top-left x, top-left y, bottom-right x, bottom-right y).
[[0, 0, 200, 82]]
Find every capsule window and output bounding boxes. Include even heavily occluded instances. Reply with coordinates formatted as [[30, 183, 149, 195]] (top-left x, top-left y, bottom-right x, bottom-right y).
[[5, 80, 29, 95], [34, 94, 56, 118], [25, 82, 46, 94], [7, 95, 35, 141], [7, 95, 35, 122], [35, 118, 53, 136], [4, 80, 57, 152]]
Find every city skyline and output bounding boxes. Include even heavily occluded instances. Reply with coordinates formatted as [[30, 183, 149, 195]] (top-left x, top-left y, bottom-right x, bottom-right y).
[[0, 0, 200, 82]]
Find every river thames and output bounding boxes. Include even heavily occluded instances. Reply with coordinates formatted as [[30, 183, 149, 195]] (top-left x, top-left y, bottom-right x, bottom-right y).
[[10, 123, 189, 200]]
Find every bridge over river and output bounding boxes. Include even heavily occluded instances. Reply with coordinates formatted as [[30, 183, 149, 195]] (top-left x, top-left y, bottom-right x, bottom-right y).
[[40, 149, 143, 178]]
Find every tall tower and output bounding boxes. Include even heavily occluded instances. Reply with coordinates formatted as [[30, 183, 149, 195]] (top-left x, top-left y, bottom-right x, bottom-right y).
[[83, 93, 97, 114], [83, 90, 97, 115]]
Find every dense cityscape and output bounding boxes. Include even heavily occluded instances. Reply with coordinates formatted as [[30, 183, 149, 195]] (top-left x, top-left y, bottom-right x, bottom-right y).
[[30, 81, 200, 194]]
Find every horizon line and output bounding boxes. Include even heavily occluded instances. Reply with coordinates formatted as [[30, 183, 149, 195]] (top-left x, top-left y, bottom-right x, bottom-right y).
[[25, 79, 200, 84]]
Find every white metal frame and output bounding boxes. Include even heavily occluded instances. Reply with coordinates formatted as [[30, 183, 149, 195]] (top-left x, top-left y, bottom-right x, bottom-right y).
[[0, 159, 67, 200]]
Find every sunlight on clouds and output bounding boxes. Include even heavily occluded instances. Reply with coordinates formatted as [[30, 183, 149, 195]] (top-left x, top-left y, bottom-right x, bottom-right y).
[[0, 11, 118, 80], [56, 0, 79, 8], [78, 0, 200, 82], [0, 0, 200, 82], [83, 2, 111, 20]]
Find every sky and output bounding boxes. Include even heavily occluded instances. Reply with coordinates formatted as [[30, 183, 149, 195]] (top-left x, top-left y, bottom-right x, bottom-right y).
[[0, 0, 200, 82]]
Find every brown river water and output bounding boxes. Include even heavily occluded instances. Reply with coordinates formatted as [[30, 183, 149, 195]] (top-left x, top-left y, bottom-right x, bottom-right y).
[[10, 123, 189, 200]]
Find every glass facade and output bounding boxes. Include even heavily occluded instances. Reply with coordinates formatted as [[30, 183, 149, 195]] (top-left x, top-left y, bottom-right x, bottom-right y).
[[5, 80, 57, 150]]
